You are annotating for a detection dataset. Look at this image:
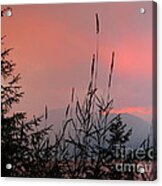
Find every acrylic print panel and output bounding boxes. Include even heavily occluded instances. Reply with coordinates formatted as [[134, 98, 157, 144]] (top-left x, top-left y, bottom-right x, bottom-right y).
[[1, 1, 157, 180]]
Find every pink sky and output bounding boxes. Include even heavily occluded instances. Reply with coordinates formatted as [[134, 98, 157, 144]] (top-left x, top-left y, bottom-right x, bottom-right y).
[[2, 2, 153, 122]]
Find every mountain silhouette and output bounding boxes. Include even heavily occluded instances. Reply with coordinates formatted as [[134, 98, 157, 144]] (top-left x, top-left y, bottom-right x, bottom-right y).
[[41, 108, 152, 149]]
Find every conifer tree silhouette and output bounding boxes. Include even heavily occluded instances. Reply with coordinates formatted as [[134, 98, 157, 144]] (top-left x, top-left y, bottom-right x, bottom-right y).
[[1, 11, 54, 177]]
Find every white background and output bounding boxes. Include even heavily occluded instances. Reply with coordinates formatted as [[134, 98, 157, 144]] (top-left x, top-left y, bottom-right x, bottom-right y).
[[0, 0, 161, 185]]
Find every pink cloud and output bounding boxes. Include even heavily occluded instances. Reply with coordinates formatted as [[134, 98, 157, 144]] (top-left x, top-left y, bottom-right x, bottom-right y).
[[113, 106, 152, 115], [2, 2, 153, 121]]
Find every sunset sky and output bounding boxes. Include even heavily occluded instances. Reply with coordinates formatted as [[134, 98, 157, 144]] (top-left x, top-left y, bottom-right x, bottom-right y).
[[2, 1, 153, 122]]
